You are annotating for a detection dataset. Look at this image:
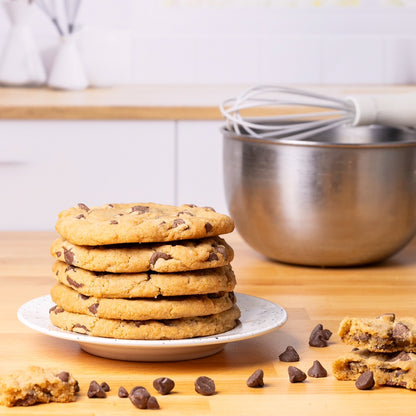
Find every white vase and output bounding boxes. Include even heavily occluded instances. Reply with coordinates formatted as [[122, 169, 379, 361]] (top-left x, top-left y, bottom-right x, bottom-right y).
[[0, 0, 46, 86], [48, 36, 89, 90]]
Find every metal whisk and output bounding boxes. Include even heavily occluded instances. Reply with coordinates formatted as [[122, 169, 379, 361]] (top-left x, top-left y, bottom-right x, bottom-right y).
[[220, 85, 416, 141]]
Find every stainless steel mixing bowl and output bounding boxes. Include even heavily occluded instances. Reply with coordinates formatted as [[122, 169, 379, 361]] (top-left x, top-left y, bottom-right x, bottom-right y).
[[223, 125, 416, 266]]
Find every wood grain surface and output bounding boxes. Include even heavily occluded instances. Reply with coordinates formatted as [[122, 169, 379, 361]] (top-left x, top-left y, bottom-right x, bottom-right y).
[[1, 231, 416, 415], [1, 85, 415, 120]]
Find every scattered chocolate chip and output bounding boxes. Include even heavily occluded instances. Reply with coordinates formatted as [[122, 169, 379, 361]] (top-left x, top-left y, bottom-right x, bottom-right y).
[[288, 366, 307, 383], [129, 386, 150, 409], [77, 203, 90, 211], [15, 391, 37, 406], [133, 320, 146, 327], [393, 322, 410, 340], [377, 313, 395, 322], [100, 382, 110, 392], [63, 248, 74, 265], [215, 245, 227, 257], [110, 220, 118, 225], [205, 222, 213, 233], [177, 210, 194, 216], [195, 376, 216, 396], [65, 264, 76, 272], [56, 371, 70, 382], [67, 276, 84, 289], [207, 252, 219, 262], [279, 346, 300, 362], [203, 206, 216, 212], [55, 251, 62, 258], [108, 203, 114, 208], [359, 333, 370, 342], [172, 218, 186, 228], [118, 386, 129, 398], [153, 377, 175, 395], [88, 303, 99, 315], [309, 324, 332, 347], [131, 205, 150, 214], [49, 305, 64, 314], [75, 214, 85, 220], [149, 251, 173, 266], [147, 396, 160, 409], [184, 204, 197, 208], [246, 369, 264, 388], [88, 380, 107, 398], [74, 381, 80, 392], [355, 371, 375, 390], [307, 361, 327, 378]]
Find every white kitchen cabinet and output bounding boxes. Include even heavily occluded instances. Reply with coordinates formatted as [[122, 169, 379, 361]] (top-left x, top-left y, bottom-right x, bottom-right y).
[[176, 121, 228, 216], [0, 121, 175, 230]]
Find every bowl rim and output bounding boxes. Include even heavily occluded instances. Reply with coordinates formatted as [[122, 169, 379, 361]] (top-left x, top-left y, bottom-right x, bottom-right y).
[[221, 125, 416, 149]]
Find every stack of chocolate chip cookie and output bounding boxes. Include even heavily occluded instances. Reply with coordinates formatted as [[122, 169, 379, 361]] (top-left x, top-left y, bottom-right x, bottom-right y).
[[48, 202, 240, 340]]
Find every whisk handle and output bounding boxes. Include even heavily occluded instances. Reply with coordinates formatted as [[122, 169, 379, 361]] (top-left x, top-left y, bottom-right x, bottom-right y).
[[347, 93, 416, 129]]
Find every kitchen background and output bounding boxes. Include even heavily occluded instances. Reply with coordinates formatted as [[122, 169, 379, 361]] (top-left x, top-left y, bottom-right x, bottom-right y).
[[1, 0, 416, 230]]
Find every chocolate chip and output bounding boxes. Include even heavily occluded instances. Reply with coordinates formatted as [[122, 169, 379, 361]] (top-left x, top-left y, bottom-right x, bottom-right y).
[[65, 264, 76, 272], [133, 320, 146, 327], [279, 346, 300, 362], [77, 203, 90, 211], [153, 377, 175, 395], [55, 251, 62, 258], [184, 204, 197, 208], [307, 361, 328, 378], [359, 333, 370, 342], [207, 252, 219, 261], [147, 396, 160, 409], [387, 351, 411, 362], [177, 210, 194, 216], [100, 382, 110, 392], [203, 206, 216, 212], [288, 366, 307, 383], [63, 248, 74, 265], [88, 303, 99, 315], [88, 380, 107, 398], [129, 386, 150, 409], [118, 386, 129, 398], [205, 222, 213, 233], [393, 322, 410, 340], [149, 251, 173, 266], [73, 324, 89, 333], [49, 305, 64, 314], [355, 371, 375, 390], [75, 214, 85, 220], [309, 324, 332, 347], [377, 313, 395, 322], [246, 369, 264, 387], [110, 220, 118, 225], [108, 203, 114, 208], [15, 391, 37, 406], [78, 293, 89, 300], [56, 371, 70, 382], [131, 205, 150, 214], [215, 245, 227, 258], [67, 276, 84, 289], [172, 218, 186, 228], [195, 376, 216, 395]]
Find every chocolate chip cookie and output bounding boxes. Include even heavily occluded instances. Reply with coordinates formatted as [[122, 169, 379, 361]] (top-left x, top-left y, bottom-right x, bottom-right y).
[[49, 304, 241, 340], [52, 261, 236, 298], [0, 366, 78, 407], [51, 283, 236, 320], [50, 236, 233, 273], [55, 203, 234, 246], [338, 314, 416, 353], [333, 349, 416, 390]]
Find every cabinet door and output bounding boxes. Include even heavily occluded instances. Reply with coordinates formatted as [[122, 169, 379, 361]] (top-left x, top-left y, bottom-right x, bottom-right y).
[[176, 121, 228, 215], [0, 121, 175, 230]]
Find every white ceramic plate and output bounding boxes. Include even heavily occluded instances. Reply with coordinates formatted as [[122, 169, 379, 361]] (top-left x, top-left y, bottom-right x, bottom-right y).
[[17, 293, 287, 362]]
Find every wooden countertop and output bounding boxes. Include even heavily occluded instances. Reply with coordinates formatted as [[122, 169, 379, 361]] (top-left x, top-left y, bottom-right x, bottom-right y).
[[2, 231, 416, 415], [0, 84, 415, 120]]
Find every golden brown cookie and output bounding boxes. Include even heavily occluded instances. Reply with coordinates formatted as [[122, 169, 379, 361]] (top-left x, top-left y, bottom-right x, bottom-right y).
[[0, 366, 78, 407], [333, 349, 416, 390], [50, 283, 236, 320], [49, 304, 241, 340], [55, 202, 234, 246], [50, 236, 234, 273], [52, 261, 236, 298], [338, 314, 416, 353]]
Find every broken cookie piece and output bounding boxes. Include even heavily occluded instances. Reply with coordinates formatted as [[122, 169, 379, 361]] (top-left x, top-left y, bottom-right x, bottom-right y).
[[338, 315, 416, 353], [0, 366, 78, 407], [333, 349, 416, 390]]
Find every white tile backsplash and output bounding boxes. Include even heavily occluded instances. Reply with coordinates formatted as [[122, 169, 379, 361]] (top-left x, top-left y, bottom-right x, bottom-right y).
[[1, 0, 416, 85]]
